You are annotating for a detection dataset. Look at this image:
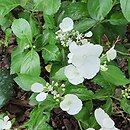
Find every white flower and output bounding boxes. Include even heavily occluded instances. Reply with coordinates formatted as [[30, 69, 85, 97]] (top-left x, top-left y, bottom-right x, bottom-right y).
[[85, 31, 93, 37], [66, 42, 103, 83], [59, 17, 74, 32], [60, 94, 83, 115], [64, 64, 84, 85], [86, 128, 95, 130], [0, 116, 12, 130], [31, 82, 47, 102], [95, 108, 119, 130], [106, 46, 117, 62]]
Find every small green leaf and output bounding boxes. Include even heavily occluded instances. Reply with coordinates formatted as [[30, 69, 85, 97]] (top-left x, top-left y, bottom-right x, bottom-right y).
[[120, 0, 130, 21], [120, 98, 130, 114], [0, 0, 20, 16], [11, 18, 32, 45], [87, 0, 113, 20], [42, 44, 61, 62], [74, 18, 97, 32], [65, 85, 94, 100], [109, 12, 128, 25], [14, 74, 46, 91], [20, 49, 41, 76], [43, 0, 61, 15], [101, 65, 130, 86]]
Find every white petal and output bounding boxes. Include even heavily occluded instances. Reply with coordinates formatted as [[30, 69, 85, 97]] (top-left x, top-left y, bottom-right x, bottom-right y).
[[36, 92, 47, 102], [68, 53, 73, 63], [31, 83, 44, 93], [85, 31, 93, 37], [64, 65, 84, 85], [78, 56, 100, 79], [106, 46, 117, 62], [94, 108, 109, 127], [59, 17, 74, 32], [69, 41, 78, 53], [103, 117, 115, 128], [4, 121, 12, 129], [61, 94, 82, 115], [0, 119, 5, 128], [67, 97, 83, 115], [60, 100, 70, 111], [87, 128, 95, 130], [4, 116, 9, 122]]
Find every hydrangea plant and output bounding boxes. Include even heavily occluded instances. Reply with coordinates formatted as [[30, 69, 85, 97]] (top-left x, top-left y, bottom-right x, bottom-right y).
[[0, 0, 130, 129]]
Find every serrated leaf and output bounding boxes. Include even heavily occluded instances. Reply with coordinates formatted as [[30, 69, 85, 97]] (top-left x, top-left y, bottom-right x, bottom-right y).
[[109, 12, 128, 25], [65, 85, 94, 100], [120, 98, 130, 114], [120, 0, 130, 21], [11, 18, 32, 44], [0, 0, 20, 16], [42, 44, 61, 62], [43, 0, 61, 15], [74, 18, 97, 32], [101, 65, 130, 86], [14, 74, 46, 91], [87, 0, 113, 20], [20, 49, 41, 76]]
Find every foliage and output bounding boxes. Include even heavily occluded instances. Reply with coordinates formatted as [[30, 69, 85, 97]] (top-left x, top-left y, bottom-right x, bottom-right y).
[[0, 0, 130, 129]]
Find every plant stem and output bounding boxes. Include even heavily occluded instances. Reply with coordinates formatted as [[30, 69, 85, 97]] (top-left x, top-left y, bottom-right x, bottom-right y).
[[78, 121, 83, 130]]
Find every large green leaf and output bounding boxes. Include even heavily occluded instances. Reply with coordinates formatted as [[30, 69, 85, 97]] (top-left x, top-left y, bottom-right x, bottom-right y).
[[20, 49, 41, 76], [0, 70, 14, 108], [14, 74, 46, 91], [0, 0, 20, 16], [63, 2, 89, 20], [109, 12, 128, 25], [11, 18, 32, 45], [101, 65, 130, 86], [65, 85, 94, 100], [43, 0, 61, 15], [87, 0, 113, 20], [42, 44, 61, 62], [120, 0, 130, 21], [74, 18, 97, 32]]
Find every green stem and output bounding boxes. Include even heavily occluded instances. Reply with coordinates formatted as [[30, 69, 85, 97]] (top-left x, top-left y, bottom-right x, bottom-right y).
[[117, 50, 129, 56], [78, 121, 83, 130]]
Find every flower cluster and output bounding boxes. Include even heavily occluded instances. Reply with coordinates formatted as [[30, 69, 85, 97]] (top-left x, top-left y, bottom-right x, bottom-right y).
[[31, 82, 83, 115], [56, 17, 92, 47], [87, 108, 119, 130], [0, 116, 12, 130], [56, 17, 117, 85], [122, 85, 130, 99]]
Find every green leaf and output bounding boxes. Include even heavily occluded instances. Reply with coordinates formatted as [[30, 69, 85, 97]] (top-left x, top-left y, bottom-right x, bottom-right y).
[[20, 49, 41, 76], [120, 98, 130, 114], [52, 67, 67, 81], [101, 65, 130, 86], [11, 18, 32, 45], [43, 0, 61, 15], [87, 0, 113, 20], [74, 18, 97, 32], [109, 12, 128, 25], [63, 2, 89, 20], [11, 45, 27, 74], [0, 0, 20, 16], [14, 74, 46, 91], [42, 44, 61, 62], [128, 58, 130, 76], [0, 70, 14, 108], [65, 85, 94, 100], [120, 0, 130, 21]]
